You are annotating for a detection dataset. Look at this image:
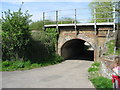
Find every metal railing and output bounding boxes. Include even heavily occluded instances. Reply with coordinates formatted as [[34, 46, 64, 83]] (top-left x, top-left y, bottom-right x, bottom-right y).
[[42, 6, 116, 25]]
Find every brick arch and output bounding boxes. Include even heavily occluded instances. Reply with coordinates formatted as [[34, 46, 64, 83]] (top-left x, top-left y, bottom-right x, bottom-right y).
[[57, 34, 95, 56], [60, 38, 94, 60], [77, 34, 95, 49]]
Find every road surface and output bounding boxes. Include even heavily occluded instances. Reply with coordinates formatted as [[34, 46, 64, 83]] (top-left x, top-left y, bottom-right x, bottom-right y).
[[2, 60, 94, 88]]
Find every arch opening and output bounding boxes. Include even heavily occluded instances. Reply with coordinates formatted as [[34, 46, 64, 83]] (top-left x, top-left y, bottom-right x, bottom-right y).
[[61, 39, 94, 61]]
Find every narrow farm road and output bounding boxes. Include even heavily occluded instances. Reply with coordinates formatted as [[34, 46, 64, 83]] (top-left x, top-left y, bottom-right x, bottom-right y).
[[2, 60, 94, 88]]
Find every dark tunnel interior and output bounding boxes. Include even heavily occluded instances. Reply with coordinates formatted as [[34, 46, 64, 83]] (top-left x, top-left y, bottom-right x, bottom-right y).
[[61, 39, 94, 61]]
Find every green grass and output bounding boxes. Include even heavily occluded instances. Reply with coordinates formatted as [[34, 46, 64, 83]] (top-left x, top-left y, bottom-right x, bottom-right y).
[[92, 62, 100, 67], [88, 62, 100, 72], [88, 67, 99, 72], [106, 40, 115, 55], [90, 76, 112, 88], [88, 62, 113, 89], [104, 40, 120, 55], [106, 40, 120, 55], [116, 48, 120, 55], [1, 54, 64, 71]]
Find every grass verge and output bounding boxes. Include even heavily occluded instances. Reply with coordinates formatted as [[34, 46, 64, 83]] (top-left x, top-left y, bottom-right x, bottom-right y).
[[88, 62, 112, 89], [1, 54, 64, 71]]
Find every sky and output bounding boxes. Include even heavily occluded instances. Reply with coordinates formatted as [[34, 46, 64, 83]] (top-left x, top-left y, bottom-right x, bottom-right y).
[[1, 0, 119, 22], [1, 0, 94, 22]]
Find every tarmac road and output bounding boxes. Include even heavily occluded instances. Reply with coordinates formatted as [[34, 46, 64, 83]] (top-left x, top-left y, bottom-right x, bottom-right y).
[[2, 60, 94, 88]]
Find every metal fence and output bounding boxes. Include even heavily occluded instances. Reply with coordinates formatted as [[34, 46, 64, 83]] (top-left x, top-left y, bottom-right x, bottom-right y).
[[42, 6, 116, 25]]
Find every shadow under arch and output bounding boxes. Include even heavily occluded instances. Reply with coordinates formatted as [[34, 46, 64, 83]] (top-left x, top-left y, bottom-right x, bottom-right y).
[[61, 39, 94, 61]]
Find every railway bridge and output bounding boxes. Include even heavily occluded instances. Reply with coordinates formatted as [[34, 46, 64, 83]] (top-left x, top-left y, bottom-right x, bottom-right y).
[[43, 7, 118, 61]]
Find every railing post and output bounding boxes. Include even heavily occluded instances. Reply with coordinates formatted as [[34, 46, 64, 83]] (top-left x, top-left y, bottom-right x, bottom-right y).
[[74, 9, 77, 36], [43, 12, 45, 31], [94, 8, 99, 61], [94, 8, 97, 35], [113, 4, 116, 32], [113, 4, 117, 54], [55, 10, 59, 54], [56, 10, 58, 32]]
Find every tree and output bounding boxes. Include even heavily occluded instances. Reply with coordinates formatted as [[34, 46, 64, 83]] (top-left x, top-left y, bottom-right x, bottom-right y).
[[58, 17, 75, 24], [29, 17, 76, 31], [2, 9, 32, 60], [29, 20, 56, 31], [89, 1, 114, 22]]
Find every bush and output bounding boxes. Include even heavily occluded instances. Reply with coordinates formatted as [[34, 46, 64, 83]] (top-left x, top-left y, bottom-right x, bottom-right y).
[[26, 30, 57, 63], [2, 9, 32, 61]]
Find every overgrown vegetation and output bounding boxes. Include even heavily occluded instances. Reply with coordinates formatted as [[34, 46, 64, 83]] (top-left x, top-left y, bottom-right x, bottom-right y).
[[89, 1, 114, 23], [1, 6, 64, 71], [29, 17, 76, 31], [2, 54, 63, 71], [88, 62, 112, 88], [26, 30, 58, 63], [105, 40, 120, 55], [106, 40, 115, 55], [2, 9, 32, 61]]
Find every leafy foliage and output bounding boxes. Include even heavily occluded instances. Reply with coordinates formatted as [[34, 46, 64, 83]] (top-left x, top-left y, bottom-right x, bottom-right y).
[[29, 17, 76, 30], [29, 20, 55, 31], [29, 21, 43, 30], [2, 54, 64, 71], [25, 30, 58, 63], [2, 9, 32, 60], [58, 17, 75, 24], [89, 1, 114, 22], [1, 6, 64, 71]]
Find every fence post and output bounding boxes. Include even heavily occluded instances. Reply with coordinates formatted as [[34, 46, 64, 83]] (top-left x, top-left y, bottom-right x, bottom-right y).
[[113, 4, 116, 32], [56, 10, 58, 32], [74, 9, 77, 36], [94, 8, 99, 61]]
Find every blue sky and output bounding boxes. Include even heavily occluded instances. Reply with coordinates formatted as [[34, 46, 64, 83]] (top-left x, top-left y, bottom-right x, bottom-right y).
[[1, 1, 92, 22]]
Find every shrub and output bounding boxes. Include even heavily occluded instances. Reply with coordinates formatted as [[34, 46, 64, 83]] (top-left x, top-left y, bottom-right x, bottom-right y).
[[2, 9, 32, 61], [26, 30, 57, 63]]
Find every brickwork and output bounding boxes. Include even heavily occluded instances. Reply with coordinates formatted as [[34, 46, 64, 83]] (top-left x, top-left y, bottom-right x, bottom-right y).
[[57, 26, 113, 61]]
